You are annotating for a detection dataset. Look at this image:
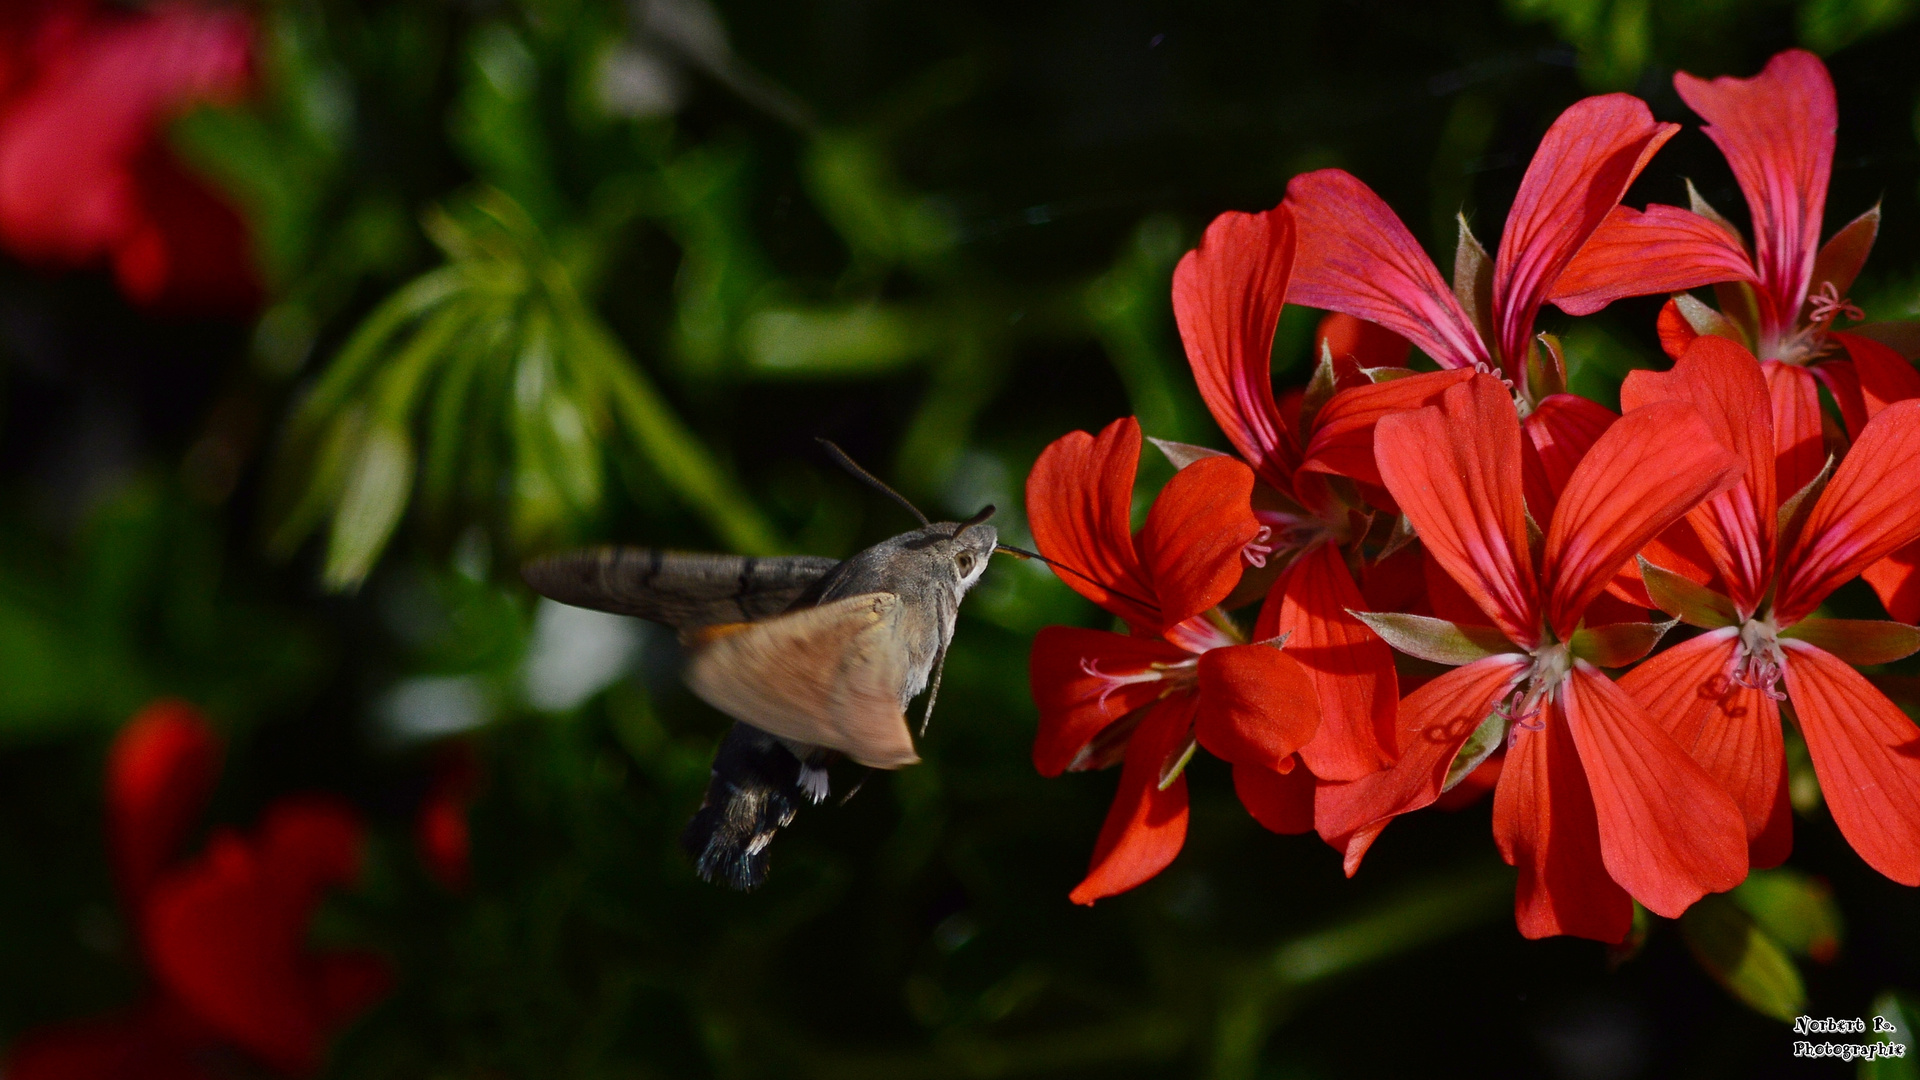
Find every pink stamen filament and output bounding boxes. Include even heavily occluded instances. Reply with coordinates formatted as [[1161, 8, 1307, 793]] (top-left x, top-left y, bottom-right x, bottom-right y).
[[1808, 280, 1864, 328], [1242, 525, 1277, 569], [1728, 619, 1789, 701], [1080, 655, 1199, 711]]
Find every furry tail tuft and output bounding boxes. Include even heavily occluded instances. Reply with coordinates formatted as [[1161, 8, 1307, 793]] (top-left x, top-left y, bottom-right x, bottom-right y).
[[681, 723, 821, 890]]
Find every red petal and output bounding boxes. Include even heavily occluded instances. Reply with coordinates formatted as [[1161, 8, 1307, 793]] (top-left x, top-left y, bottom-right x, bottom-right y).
[[1029, 626, 1193, 777], [1297, 368, 1475, 489], [1619, 336, 1776, 615], [1173, 206, 1302, 490], [1561, 665, 1748, 918], [1316, 311, 1410, 368], [1617, 629, 1788, 866], [1374, 375, 1540, 647], [1813, 358, 1867, 440], [1520, 392, 1618, 524], [1782, 642, 1920, 884], [415, 741, 480, 892], [1425, 545, 1497, 627], [1675, 50, 1835, 339], [1284, 169, 1490, 370], [1493, 696, 1633, 942], [1135, 455, 1259, 628], [1257, 543, 1398, 780], [1493, 95, 1679, 370], [1194, 645, 1319, 773], [1542, 400, 1743, 639], [1837, 330, 1920, 419], [4, 1005, 209, 1080], [1069, 696, 1196, 904], [1778, 399, 1920, 622], [1233, 763, 1315, 834], [1763, 360, 1826, 505], [1315, 655, 1526, 872], [1549, 204, 1756, 316], [143, 797, 374, 1075], [107, 699, 221, 905], [1864, 539, 1920, 624], [1026, 417, 1161, 629], [114, 145, 262, 316], [1657, 297, 1701, 360]]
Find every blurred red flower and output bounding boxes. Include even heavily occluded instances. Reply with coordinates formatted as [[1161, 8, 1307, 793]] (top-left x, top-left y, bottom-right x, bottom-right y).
[[416, 740, 481, 891], [0, 0, 261, 315], [1026, 417, 1320, 903], [6, 700, 389, 1079]]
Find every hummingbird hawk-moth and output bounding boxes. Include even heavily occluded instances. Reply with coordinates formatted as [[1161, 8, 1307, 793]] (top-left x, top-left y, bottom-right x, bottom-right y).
[[522, 442, 1020, 890]]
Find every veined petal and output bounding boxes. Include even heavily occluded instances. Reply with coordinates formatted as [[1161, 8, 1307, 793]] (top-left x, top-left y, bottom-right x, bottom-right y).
[[1542, 400, 1744, 639], [1813, 359, 1867, 441], [1027, 417, 1161, 629], [1782, 642, 1920, 885], [1676, 50, 1836, 338], [1317, 311, 1411, 368], [1863, 540, 1920, 624], [1778, 399, 1920, 622], [1521, 393, 1618, 524], [1763, 360, 1827, 505], [1493, 94, 1679, 371], [1549, 204, 1758, 316], [1375, 375, 1540, 646], [1069, 695, 1197, 904], [1620, 337, 1777, 614], [1174, 206, 1302, 490], [1029, 626, 1194, 777], [1493, 696, 1634, 942], [1297, 368, 1475, 489], [1561, 664, 1748, 918], [1617, 628, 1788, 866], [107, 699, 221, 904], [1136, 456, 1260, 629], [1257, 543, 1399, 781], [1284, 169, 1490, 370], [1316, 655, 1527, 873], [1837, 330, 1920, 419], [1194, 644, 1319, 773], [1233, 763, 1316, 835]]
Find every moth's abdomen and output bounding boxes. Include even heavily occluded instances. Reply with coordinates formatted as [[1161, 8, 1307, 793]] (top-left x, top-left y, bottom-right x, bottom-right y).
[[681, 722, 824, 890]]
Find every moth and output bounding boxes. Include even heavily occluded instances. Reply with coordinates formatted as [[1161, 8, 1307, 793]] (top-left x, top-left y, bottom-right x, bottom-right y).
[[522, 442, 1027, 890]]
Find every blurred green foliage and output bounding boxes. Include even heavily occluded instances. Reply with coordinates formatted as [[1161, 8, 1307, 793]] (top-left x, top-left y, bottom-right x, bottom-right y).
[[0, 0, 1919, 1077]]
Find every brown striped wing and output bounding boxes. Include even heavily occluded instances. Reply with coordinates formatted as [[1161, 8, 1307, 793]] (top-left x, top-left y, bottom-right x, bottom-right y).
[[521, 548, 840, 629]]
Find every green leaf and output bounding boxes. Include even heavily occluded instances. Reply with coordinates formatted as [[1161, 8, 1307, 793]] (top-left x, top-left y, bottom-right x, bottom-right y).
[[324, 422, 416, 592], [743, 304, 930, 377], [1781, 618, 1920, 666], [1732, 867, 1844, 963], [1350, 610, 1517, 666], [1862, 990, 1920, 1080], [1568, 619, 1675, 667], [1680, 893, 1806, 1022], [1638, 556, 1738, 629]]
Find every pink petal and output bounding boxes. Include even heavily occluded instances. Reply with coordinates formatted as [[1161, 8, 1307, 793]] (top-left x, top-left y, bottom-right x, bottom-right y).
[[1520, 392, 1618, 525], [1069, 695, 1197, 904], [1135, 456, 1261, 630], [1559, 665, 1748, 918], [1256, 543, 1398, 781], [1374, 375, 1540, 646], [1493, 94, 1679, 369], [1173, 206, 1302, 491], [1026, 417, 1162, 630], [1763, 360, 1827, 504], [1782, 641, 1920, 885], [1549, 204, 1758, 316], [1297, 368, 1475, 489], [1284, 168, 1490, 370], [1778, 399, 1920, 622], [1837, 330, 1920, 419], [1675, 49, 1836, 339]]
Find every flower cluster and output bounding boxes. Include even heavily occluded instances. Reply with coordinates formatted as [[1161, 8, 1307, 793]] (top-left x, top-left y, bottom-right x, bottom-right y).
[[1027, 49, 1920, 941], [6, 701, 389, 1079]]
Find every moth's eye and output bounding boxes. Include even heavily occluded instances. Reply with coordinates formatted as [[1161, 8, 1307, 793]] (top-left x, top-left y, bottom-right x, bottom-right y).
[[955, 552, 976, 576]]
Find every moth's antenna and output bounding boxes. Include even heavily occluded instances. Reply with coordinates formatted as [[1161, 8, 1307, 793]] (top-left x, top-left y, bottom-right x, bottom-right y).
[[951, 505, 996, 539], [993, 543, 1159, 612], [816, 438, 929, 526]]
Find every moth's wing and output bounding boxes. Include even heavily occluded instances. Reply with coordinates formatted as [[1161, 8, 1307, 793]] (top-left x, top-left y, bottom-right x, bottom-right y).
[[521, 548, 840, 629], [684, 592, 918, 769]]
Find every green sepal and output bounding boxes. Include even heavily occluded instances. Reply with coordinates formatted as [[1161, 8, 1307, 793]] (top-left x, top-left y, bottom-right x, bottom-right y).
[[1441, 712, 1506, 794], [1638, 556, 1738, 629], [1349, 610, 1516, 666], [1568, 618, 1677, 667], [1679, 893, 1806, 1022], [1780, 618, 1920, 666]]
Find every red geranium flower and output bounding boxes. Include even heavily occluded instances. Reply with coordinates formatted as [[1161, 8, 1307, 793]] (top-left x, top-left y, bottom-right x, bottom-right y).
[[1284, 93, 1677, 408], [1552, 50, 1875, 372], [1617, 335, 1920, 886], [1316, 374, 1750, 941], [6, 700, 389, 1079], [1027, 417, 1321, 903], [1170, 201, 1472, 798], [0, 0, 261, 315]]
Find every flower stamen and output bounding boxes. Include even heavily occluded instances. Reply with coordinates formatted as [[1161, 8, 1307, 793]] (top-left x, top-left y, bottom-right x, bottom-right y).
[[1079, 656, 1199, 710]]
